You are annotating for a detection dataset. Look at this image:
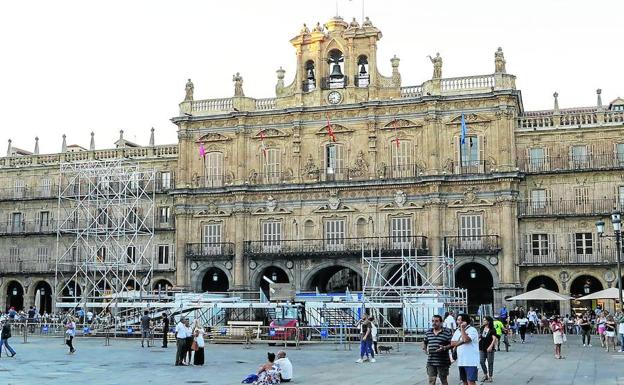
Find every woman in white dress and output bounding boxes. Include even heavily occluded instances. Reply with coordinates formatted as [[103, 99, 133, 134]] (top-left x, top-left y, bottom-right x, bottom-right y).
[[550, 315, 565, 359]]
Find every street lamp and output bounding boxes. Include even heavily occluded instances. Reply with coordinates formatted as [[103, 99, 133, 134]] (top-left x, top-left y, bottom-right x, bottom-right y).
[[12, 288, 17, 296], [469, 268, 477, 279], [596, 211, 623, 311], [271, 271, 278, 282], [212, 272, 219, 282], [583, 281, 591, 295]]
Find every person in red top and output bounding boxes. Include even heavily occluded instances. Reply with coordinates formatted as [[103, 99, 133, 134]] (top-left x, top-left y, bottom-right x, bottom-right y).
[[550, 315, 565, 359]]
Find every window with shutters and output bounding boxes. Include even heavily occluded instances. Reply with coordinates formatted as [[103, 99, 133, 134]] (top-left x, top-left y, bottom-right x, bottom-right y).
[[619, 186, 624, 210], [126, 208, 138, 229], [264, 149, 281, 184], [262, 220, 282, 252], [570, 145, 588, 168], [325, 144, 345, 180], [37, 246, 48, 264], [202, 223, 223, 255], [39, 211, 50, 231], [158, 245, 170, 265], [617, 144, 624, 166], [98, 176, 110, 192], [324, 219, 346, 251], [97, 246, 107, 262], [9, 246, 19, 263], [129, 172, 139, 190], [126, 246, 136, 264], [159, 207, 170, 224], [11, 212, 23, 232], [531, 189, 547, 209], [97, 208, 107, 226], [531, 234, 549, 256], [390, 140, 413, 177], [205, 152, 224, 187], [40, 178, 52, 197], [528, 148, 546, 172], [459, 136, 481, 173], [575, 233, 593, 255], [390, 216, 412, 249], [574, 187, 589, 211], [459, 214, 483, 249], [14, 180, 25, 199], [160, 172, 172, 190]]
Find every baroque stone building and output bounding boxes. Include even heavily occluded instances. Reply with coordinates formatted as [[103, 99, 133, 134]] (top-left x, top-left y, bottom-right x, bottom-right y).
[[1, 16, 623, 315]]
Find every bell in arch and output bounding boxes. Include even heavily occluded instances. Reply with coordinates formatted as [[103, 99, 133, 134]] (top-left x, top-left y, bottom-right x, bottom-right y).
[[307, 67, 315, 81], [330, 63, 344, 79], [359, 64, 367, 75]]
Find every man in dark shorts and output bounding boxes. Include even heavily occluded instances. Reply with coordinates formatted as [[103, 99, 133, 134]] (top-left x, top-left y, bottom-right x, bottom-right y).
[[141, 310, 151, 348], [423, 314, 453, 385]]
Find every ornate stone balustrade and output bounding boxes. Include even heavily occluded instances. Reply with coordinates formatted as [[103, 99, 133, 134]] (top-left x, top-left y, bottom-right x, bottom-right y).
[[1, 144, 178, 169], [518, 108, 624, 130], [190, 98, 234, 113], [255, 98, 277, 110], [440, 74, 495, 92], [400, 85, 423, 98]]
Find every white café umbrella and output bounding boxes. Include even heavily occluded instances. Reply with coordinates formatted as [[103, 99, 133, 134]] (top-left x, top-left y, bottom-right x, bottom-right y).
[[507, 287, 572, 301], [34, 289, 41, 311], [577, 287, 621, 301]]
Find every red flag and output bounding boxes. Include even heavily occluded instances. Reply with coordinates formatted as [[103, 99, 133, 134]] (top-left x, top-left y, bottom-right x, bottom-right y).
[[325, 112, 337, 142], [392, 118, 400, 148], [259, 130, 268, 158], [199, 142, 206, 158]]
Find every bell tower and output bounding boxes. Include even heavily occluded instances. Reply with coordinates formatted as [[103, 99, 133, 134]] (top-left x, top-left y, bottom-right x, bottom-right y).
[[278, 16, 400, 106]]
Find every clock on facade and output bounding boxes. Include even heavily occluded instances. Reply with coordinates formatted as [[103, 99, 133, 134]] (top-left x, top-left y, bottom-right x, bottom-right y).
[[327, 91, 342, 104]]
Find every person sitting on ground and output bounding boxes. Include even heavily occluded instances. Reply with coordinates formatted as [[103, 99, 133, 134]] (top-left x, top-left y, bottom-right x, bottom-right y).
[[274, 350, 293, 382], [256, 352, 280, 385]]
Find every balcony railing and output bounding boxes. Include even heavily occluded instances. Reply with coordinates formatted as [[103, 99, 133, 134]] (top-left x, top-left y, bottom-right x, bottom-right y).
[[517, 153, 624, 173], [154, 218, 175, 230], [185, 243, 235, 260], [244, 236, 428, 258], [1, 220, 56, 235], [518, 109, 624, 130], [450, 160, 490, 175], [0, 185, 58, 200], [518, 199, 621, 217], [248, 171, 292, 185], [519, 248, 617, 266], [444, 235, 500, 255]]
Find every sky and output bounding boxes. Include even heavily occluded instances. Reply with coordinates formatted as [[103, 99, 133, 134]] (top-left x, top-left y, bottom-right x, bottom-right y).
[[1, 0, 623, 154]]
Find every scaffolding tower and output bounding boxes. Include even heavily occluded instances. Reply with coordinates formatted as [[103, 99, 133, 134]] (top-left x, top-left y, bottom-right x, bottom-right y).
[[54, 159, 156, 313], [361, 244, 467, 331]]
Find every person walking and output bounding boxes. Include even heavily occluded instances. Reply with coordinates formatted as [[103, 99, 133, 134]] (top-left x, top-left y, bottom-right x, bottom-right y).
[[356, 314, 375, 363], [0, 320, 16, 358], [478, 316, 497, 383], [517, 314, 529, 343], [579, 315, 592, 347], [161, 312, 170, 348], [527, 307, 538, 336], [450, 314, 480, 385], [175, 317, 191, 366], [605, 315, 616, 352], [369, 316, 379, 355], [423, 315, 452, 385], [65, 316, 76, 354], [443, 311, 457, 332], [550, 315, 565, 359], [597, 312, 607, 348], [192, 321, 205, 366], [140, 310, 151, 348], [493, 316, 508, 351], [617, 311, 624, 352]]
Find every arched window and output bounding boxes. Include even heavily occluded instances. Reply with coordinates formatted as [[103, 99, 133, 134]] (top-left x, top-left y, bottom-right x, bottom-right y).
[[263, 148, 281, 184], [304, 60, 316, 92], [390, 139, 414, 177], [356, 55, 369, 87], [304, 220, 315, 239], [205, 151, 224, 187], [356, 217, 368, 238], [324, 143, 345, 181], [325, 49, 345, 89]]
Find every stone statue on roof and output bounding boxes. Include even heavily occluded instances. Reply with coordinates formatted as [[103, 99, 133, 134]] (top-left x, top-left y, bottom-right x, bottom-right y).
[[233, 72, 244, 97], [313, 22, 324, 32], [428, 53, 442, 79], [349, 17, 360, 29], [184, 78, 194, 101], [300, 23, 310, 34], [495, 47, 506, 74], [362, 17, 373, 27]]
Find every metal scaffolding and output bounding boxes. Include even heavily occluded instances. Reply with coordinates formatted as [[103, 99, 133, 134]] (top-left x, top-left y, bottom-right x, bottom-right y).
[[361, 244, 467, 331], [54, 159, 155, 313]]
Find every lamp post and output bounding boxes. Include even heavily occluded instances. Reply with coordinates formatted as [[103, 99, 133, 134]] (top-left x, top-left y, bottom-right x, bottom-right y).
[[596, 211, 623, 311]]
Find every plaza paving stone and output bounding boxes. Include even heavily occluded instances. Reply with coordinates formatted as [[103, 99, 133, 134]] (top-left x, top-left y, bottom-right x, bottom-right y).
[[0, 334, 623, 385]]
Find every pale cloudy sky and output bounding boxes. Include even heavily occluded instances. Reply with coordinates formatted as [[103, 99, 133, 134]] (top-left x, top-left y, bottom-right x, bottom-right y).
[[1, 0, 622, 154]]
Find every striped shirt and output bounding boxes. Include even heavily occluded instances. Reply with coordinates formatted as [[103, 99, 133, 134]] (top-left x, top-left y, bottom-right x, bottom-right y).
[[424, 327, 452, 366]]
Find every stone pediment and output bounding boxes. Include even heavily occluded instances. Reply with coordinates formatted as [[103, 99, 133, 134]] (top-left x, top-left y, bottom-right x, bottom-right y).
[[381, 202, 422, 210], [252, 207, 292, 215], [254, 128, 290, 139], [381, 119, 421, 130], [313, 204, 355, 213], [197, 132, 232, 143], [315, 123, 353, 136], [446, 113, 492, 125]]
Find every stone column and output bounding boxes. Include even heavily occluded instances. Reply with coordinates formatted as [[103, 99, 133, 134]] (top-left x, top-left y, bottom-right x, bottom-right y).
[[425, 197, 444, 285], [175, 211, 190, 289], [232, 201, 248, 290]]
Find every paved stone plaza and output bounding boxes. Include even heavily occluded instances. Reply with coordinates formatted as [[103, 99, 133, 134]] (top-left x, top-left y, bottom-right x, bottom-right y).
[[0, 335, 623, 385]]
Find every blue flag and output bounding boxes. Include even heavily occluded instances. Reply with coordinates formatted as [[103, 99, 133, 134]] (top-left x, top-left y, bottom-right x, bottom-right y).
[[460, 113, 468, 145]]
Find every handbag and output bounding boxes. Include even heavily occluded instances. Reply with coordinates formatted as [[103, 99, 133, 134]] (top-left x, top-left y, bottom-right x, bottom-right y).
[[562, 334, 567, 343], [191, 340, 199, 351], [451, 347, 458, 361]]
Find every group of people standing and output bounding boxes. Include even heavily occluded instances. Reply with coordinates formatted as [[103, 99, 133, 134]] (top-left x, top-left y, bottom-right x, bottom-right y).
[[174, 317, 205, 366]]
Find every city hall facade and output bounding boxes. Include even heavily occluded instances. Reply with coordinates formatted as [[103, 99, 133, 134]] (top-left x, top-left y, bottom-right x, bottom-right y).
[[1, 16, 623, 315]]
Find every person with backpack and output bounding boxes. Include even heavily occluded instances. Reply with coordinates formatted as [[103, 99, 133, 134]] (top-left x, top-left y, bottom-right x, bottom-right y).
[[0, 320, 16, 357]]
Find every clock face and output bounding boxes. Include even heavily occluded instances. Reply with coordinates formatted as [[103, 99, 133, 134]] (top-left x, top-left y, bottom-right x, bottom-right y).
[[327, 91, 342, 105]]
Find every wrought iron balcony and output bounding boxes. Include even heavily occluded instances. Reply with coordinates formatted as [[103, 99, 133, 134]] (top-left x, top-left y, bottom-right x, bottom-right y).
[[244, 236, 428, 258], [518, 198, 620, 218], [517, 153, 624, 174], [0, 220, 56, 235], [444, 235, 500, 255], [0, 185, 57, 200], [449, 160, 490, 175], [519, 248, 617, 266], [185, 243, 235, 260]]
